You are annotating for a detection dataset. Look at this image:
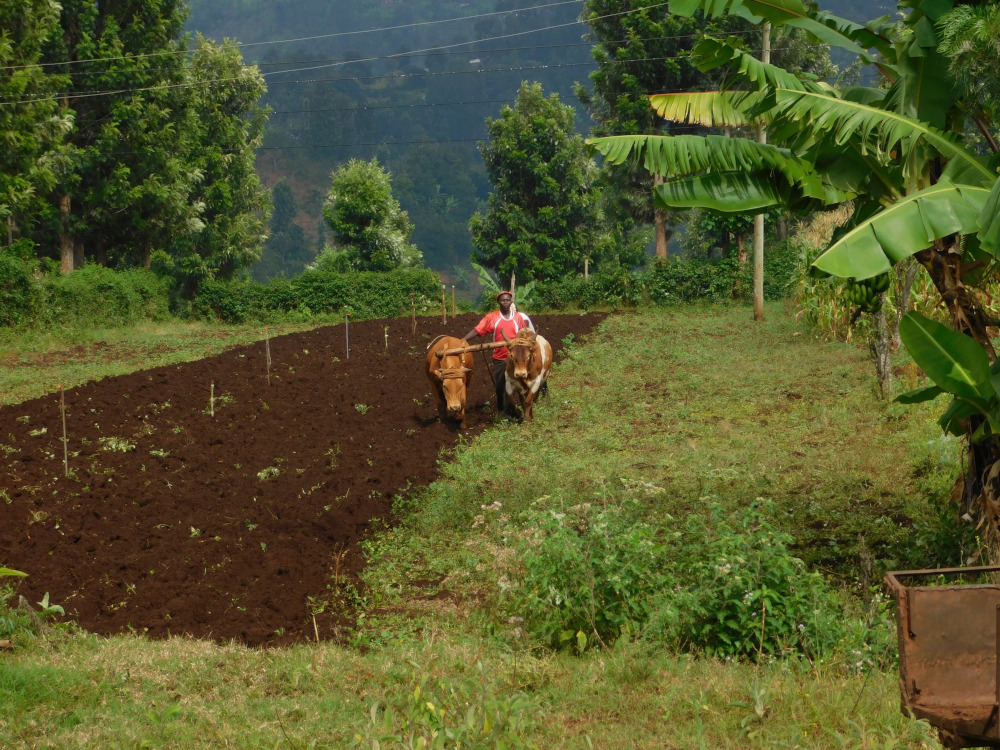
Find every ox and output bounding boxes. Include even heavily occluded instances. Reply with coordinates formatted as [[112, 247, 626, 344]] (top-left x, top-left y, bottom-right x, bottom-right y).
[[502, 328, 552, 421], [425, 335, 474, 428]]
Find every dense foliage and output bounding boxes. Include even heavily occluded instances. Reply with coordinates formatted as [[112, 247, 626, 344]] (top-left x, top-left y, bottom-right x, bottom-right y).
[[194, 267, 442, 324], [508, 498, 844, 658], [470, 82, 606, 282], [0, 0, 269, 292], [318, 158, 422, 272]]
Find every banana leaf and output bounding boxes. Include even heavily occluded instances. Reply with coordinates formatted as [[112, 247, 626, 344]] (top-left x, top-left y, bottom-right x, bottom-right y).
[[772, 90, 995, 186], [588, 134, 853, 204], [898, 311, 992, 399], [812, 181, 992, 279], [670, 0, 893, 62], [895, 384, 944, 404]]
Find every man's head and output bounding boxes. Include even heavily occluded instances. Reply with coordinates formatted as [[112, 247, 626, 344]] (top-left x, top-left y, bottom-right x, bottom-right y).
[[496, 291, 513, 313]]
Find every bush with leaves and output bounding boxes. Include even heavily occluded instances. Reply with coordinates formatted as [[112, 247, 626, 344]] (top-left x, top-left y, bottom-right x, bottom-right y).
[[644, 256, 739, 304], [655, 500, 845, 659], [507, 497, 673, 652], [42, 265, 171, 328], [0, 241, 44, 327], [193, 268, 442, 323]]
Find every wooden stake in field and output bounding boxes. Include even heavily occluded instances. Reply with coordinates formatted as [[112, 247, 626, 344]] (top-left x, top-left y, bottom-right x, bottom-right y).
[[410, 292, 416, 335], [264, 326, 272, 386], [210, 382, 215, 417], [58, 385, 68, 477], [345, 309, 351, 360], [441, 284, 446, 323], [384, 326, 389, 351], [451, 285, 456, 317], [510, 271, 516, 297], [584, 258, 589, 280]]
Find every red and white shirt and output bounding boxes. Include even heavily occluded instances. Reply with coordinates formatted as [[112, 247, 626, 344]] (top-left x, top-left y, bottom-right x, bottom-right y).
[[474, 310, 535, 360]]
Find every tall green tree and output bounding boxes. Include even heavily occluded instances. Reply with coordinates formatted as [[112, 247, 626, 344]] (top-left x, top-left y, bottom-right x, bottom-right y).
[[164, 35, 270, 291], [590, 0, 1000, 542], [39, 0, 193, 272], [0, 0, 70, 243], [27, 2, 269, 290], [470, 81, 605, 282], [319, 157, 421, 272]]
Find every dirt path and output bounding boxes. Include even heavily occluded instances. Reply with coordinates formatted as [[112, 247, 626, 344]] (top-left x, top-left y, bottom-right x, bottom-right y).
[[0, 313, 605, 646]]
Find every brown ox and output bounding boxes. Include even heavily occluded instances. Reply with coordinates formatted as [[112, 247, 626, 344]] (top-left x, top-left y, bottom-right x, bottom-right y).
[[425, 335, 474, 427], [502, 329, 552, 421]]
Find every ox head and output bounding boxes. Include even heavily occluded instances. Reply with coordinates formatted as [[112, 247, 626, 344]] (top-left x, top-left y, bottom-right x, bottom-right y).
[[437, 367, 471, 415], [503, 330, 537, 381]]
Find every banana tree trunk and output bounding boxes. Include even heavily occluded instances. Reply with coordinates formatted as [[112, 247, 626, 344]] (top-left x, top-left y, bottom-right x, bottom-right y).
[[916, 244, 1000, 543], [915, 245, 996, 360], [869, 296, 892, 399]]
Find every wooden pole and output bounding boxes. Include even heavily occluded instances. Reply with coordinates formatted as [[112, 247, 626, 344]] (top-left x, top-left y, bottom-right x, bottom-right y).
[[264, 326, 271, 386], [410, 292, 416, 334], [345, 310, 351, 360], [753, 22, 770, 323], [510, 271, 516, 296], [58, 386, 68, 477], [441, 284, 447, 323], [584, 258, 589, 280], [384, 326, 389, 351], [451, 285, 456, 317], [210, 382, 215, 417]]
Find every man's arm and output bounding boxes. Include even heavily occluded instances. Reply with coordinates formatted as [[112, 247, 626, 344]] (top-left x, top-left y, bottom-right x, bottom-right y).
[[462, 329, 478, 342]]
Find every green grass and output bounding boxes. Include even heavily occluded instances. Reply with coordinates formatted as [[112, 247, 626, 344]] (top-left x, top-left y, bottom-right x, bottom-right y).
[[0, 320, 323, 407], [0, 302, 962, 748]]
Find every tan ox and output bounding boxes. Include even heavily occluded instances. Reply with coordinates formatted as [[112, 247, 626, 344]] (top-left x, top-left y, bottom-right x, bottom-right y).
[[502, 329, 552, 421], [425, 335, 474, 427]]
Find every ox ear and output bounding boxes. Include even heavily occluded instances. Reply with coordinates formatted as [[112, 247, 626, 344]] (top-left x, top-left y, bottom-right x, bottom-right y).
[[460, 367, 472, 373]]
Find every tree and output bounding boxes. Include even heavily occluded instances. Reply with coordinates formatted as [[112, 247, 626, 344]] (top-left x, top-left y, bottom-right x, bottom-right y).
[[319, 158, 421, 272], [0, 0, 70, 244], [38, 0, 193, 272], [163, 35, 270, 291], [470, 81, 604, 282], [253, 179, 310, 281], [589, 0, 1000, 545]]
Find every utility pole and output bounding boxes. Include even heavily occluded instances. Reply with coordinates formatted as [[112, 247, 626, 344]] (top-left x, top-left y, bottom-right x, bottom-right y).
[[753, 22, 771, 322]]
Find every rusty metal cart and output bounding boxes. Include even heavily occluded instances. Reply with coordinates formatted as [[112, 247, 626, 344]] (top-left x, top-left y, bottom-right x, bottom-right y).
[[885, 566, 1000, 749]]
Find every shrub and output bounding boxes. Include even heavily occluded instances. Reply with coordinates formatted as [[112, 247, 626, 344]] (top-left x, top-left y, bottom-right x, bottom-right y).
[[193, 268, 442, 323], [655, 500, 845, 659], [504, 496, 844, 659], [507, 497, 673, 651], [42, 265, 171, 328], [0, 243, 43, 327], [644, 256, 740, 304]]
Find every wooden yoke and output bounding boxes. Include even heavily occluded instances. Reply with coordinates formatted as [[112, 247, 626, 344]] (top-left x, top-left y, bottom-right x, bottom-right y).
[[435, 341, 507, 358]]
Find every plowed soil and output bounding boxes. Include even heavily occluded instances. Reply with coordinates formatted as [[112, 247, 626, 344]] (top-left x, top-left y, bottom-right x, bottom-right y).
[[0, 313, 605, 646]]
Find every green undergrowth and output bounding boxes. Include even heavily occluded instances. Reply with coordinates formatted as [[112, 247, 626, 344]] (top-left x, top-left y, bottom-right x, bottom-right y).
[[0, 302, 963, 748]]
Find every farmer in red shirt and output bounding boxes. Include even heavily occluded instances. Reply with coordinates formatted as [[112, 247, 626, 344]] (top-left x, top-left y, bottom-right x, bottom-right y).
[[462, 290, 535, 413]]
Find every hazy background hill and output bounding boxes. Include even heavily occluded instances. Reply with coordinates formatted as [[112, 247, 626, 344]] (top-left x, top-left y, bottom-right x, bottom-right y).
[[185, 0, 896, 282]]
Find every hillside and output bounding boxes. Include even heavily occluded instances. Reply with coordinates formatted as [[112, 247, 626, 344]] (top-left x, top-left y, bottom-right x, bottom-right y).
[[183, 0, 898, 279]]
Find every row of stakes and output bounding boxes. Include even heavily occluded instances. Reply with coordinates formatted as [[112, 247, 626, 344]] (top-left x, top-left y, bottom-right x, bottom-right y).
[[52, 286, 465, 478]]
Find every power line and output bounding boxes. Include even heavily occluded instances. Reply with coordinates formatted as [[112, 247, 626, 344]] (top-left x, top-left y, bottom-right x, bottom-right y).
[[0, 0, 590, 73], [1, 4, 673, 107]]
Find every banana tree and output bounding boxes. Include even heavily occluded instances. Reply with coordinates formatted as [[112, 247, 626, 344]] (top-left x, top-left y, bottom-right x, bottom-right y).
[[588, 0, 1000, 538]]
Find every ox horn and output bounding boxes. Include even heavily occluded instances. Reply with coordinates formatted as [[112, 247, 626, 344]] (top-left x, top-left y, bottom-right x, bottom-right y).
[[500, 330, 512, 345]]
